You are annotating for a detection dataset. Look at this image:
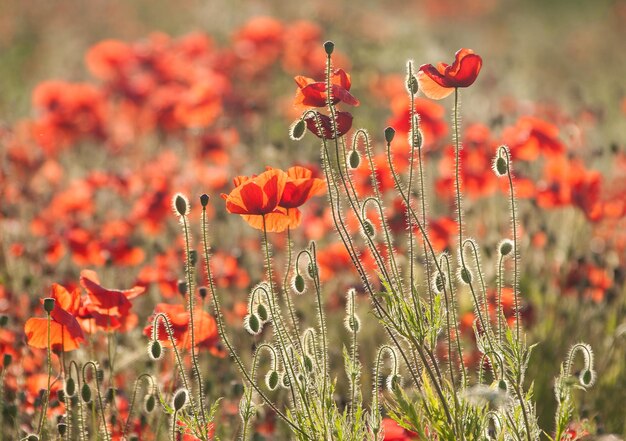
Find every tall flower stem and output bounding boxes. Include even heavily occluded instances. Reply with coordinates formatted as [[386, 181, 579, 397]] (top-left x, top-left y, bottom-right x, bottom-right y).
[[36, 311, 52, 437]]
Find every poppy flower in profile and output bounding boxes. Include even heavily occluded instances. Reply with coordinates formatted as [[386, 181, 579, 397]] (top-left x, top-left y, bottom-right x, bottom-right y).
[[79, 269, 145, 332], [24, 284, 85, 352], [294, 68, 359, 108], [143, 303, 218, 350], [272, 165, 326, 229], [221, 168, 289, 232], [418, 48, 482, 99], [304, 111, 353, 139]]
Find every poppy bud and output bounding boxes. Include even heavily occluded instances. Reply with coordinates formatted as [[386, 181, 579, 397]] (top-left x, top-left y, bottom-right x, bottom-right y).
[[499, 239, 513, 257], [303, 354, 314, 373], [81, 384, 92, 403], [324, 40, 335, 55], [57, 422, 67, 436], [0, 314, 8, 326], [244, 313, 261, 335], [3, 353, 11, 368], [307, 263, 317, 279], [43, 297, 55, 313], [173, 193, 189, 217], [24, 434, 39, 441], [433, 272, 446, 294], [386, 374, 402, 392], [361, 219, 376, 239], [256, 303, 269, 322], [177, 280, 187, 297], [344, 315, 360, 333], [57, 389, 65, 403], [407, 75, 419, 94], [290, 119, 306, 141], [348, 149, 360, 169], [189, 250, 197, 267], [293, 274, 306, 294], [200, 194, 210, 207], [498, 378, 508, 393], [199, 286, 209, 300], [65, 377, 76, 397], [460, 267, 472, 284], [173, 388, 189, 411], [580, 369, 595, 387], [148, 340, 163, 361], [384, 126, 396, 143], [281, 372, 291, 388], [265, 370, 279, 391], [144, 394, 156, 413]]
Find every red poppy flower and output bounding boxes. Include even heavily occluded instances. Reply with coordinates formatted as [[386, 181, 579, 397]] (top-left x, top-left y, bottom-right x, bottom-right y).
[[382, 417, 419, 440], [304, 111, 353, 139], [418, 48, 482, 99], [143, 303, 218, 350], [79, 269, 145, 332], [221, 168, 289, 232], [24, 284, 85, 352], [294, 68, 359, 108]]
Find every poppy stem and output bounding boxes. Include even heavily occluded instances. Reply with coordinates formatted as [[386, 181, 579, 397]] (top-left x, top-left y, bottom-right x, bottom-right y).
[[453, 88, 466, 269], [36, 311, 52, 437]]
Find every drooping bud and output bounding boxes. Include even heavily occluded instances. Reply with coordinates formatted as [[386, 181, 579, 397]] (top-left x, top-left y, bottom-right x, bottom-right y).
[[432, 272, 446, 294], [386, 374, 402, 392], [361, 219, 376, 239], [348, 149, 361, 169], [148, 340, 163, 360], [57, 422, 67, 436], [173, 388, 189, 411], [256, 303, 269, 322], [64, 377, 76, 397], [290, 119, 306, 141], [293, 274, 306, 294], [244, 313, 261, 335], [303, 354, 314, 373], [407, 75, 419, 94], [265, 370, 279, 391], [144, 394, 156, 413], [81, 383, 92, 403], [580, 369, 596, 387], [459, 267, 472, 285]]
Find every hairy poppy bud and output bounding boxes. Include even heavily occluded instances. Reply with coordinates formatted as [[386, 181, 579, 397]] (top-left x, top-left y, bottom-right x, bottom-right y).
[[348, 149, 360, 169], [81, 384, 92, 403], [144, 394, 156, 413], [200, 194, 210, 207], [148, 340, 163, 360], [198, 286, 208, 300], [303, 354, 314, 373], [499, 239, 513, 257], [498, 379, 508, 393], [344, 315, 360, 333], [460, 267, 472, 284], [361, 219, 376, 238], [24, 434, 39, 441], [281, 372, 291, 388], [324, 40, 335, 55], [433, 272, 446, 294], [290, 119, 306, 141], [265, 370, 279, 391], [407, 75, 419, 94], [173, 193, 189, 216], [386, 374, 402, 392], [65, 377, 76, 397], [43, 298, 55, 313], [244, 313, 261, 335], [173, 388, 189, 411], [256, 303, 269, 322], [384, 126, 396, 143], [189, 250, 197, 267], [580, 369, 595, 387], [293, 274, 306, 294]]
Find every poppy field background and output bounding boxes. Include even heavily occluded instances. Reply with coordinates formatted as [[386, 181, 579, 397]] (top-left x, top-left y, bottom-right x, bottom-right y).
[[1, 0, 625, 439]]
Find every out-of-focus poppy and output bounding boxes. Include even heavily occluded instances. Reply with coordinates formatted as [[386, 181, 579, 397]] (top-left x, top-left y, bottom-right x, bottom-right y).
[[79, 269, 145, 332], [304, 111, 353, 139], [418, 49, 482, 99], [221, 169, 289, 232], [502, 116, 565, 161], [143, 303, 218, 350], [24, 284, 85, 352], [382, 417, 419, 440], [294, 68, 359, 108]]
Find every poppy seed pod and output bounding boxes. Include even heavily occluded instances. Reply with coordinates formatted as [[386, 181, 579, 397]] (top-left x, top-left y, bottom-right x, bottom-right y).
[[43, 297, 55, 313], [324, 40, 334, 55], [200, 193, 210, 207]]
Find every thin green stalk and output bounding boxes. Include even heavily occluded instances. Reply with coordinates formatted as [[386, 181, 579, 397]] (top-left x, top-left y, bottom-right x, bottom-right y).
[[36, 312, 52, 437]]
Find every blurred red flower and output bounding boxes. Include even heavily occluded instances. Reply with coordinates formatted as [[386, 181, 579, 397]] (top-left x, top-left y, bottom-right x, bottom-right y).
[[24, 284, 85, 352], [304, 111, 353, 139], [144, 303, 219, 350], [418, 48, 482, 99], [294, 68, 359, 108]]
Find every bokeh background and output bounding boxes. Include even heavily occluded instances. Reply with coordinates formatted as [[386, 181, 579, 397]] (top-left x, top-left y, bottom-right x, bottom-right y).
[[1, 0, 625, 439]]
